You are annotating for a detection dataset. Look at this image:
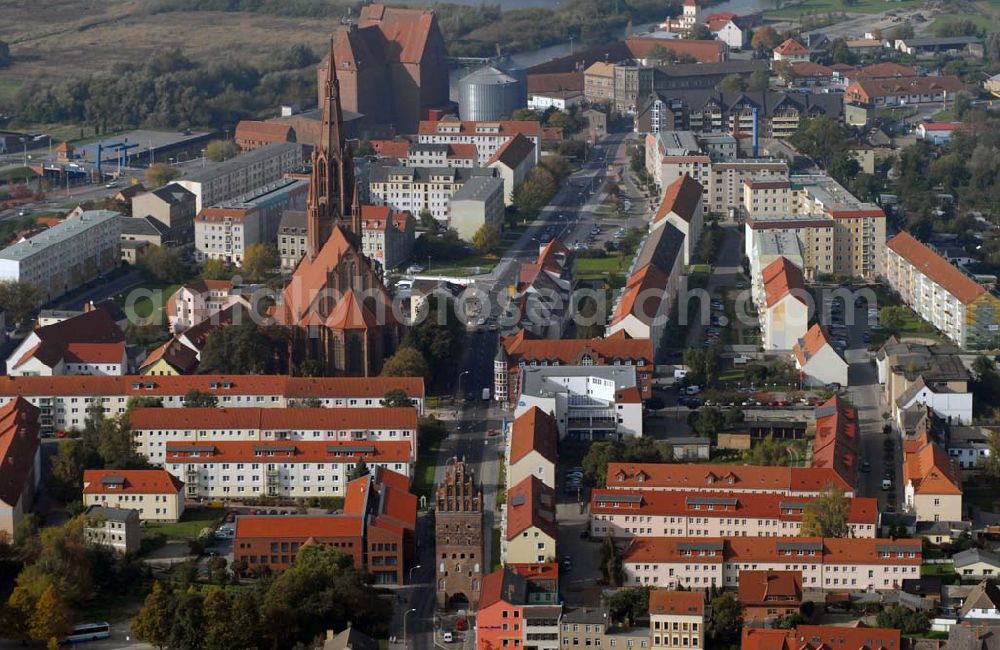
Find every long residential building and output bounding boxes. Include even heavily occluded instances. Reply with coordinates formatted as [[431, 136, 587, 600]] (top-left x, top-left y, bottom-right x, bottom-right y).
[[82, 468, 185, 522], [129, 407, 419, 465], [165, 439, 412, 499], [623, 536, 922, 592], [194, 177, 309, 266], [590, 489, 879, 540], [368, 164, 498, 222], [605, 463, 854, 496], [0, 210, 121, 303], [176, 142, 304, 213], [0, 375, 425, 434], [885, 231, 1000, 349], [744, 174, 887, 280], [416, 119, 542, 167]]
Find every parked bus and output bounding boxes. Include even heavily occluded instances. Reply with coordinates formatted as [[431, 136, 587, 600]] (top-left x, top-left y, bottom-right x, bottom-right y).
[[63, 622, 111, 643]]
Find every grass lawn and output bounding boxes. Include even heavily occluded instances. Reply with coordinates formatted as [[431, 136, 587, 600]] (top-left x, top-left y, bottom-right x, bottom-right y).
[[114, 282, 179, 325], [574, 255, 632, 280], [413, 435, 445, 500], [765, 0, 920, 17], [0, 166, 38, 182], [921, 562, 956, 577], [491, 528, 502, 571], [0, 78, 21, 104], [933, 109, 956, 122], [143, 508, 222, 541], [426, 255, 497, 278], [929, 12, 997, 34]]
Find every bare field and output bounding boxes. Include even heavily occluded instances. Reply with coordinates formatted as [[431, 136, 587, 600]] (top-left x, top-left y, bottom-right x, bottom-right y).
[[0, 0, 337, 86]]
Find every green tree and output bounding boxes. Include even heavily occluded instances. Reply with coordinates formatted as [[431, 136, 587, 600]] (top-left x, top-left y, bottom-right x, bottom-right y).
[[878, 305, 908, 334], [183, 389, 218, 408], [979, 429, 1000, 480], [29, 585, 72, 645], [50, 439, 99, 502], [471, 223, 501, 252], [404, 295, 465, 386], [126, 396, 164, 411], [687, 23, 713, 40], [241, 243, 279, 282], [707, 593, 743, 647], [200, 258, 230, 280], [692, 407, 725, 437], [582, 440, 622, 487], [418, 209, 437, 231], [381, 389, 413, 407], [0, 280, 42, 327], [718, 74, 746, 92], [599, 533, 624, 587], [96, 414, 147, 469], [202, 589, 239, 648], [139, 246, 186, 283], [604, 586, 652, 627], [349, 460, 370, 481], [801, 485, 852, 537], [746, 69, 771, 92], [745, 435, 794, 466], [145, 163, 181, 188], [198, 323, 289, 374], [380, 346, 430, 380], [205, 140, 238, 162], [168, 591, 206, 650], [876, 605, 930, 634]]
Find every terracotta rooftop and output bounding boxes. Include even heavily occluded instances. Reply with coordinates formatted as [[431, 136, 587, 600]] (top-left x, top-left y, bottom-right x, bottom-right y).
[[849, 75, 964, 98], [793, 324, 838, 367], [742, 625, 901, 650], [654, 174, 703, 224], [887, 231, 985, 304], [0, 398, 40, 508], [762, 256, 807, 308], [649, 590, 704, 617], [904, 432, 962, 496], [626, 37, 726, 64], [812, 395, 859, 486], [738, 570, 803, 607], [502, 330, 653, 366], [505, 475, 557, 541], [129, 406, 417, 431], [775, 38, 809, 55], [509, 407, 558, 465], [82, 469, 183, 495], [606, 462, 852, 494], [165, 440, 412, 464], [610, 263, 670, 326]]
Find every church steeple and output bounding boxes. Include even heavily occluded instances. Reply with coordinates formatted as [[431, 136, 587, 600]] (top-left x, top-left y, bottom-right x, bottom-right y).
[[307, 38, 356, 259]]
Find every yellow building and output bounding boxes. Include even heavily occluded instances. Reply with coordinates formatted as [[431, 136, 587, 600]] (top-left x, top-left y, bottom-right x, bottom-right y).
[[501, 476, 557, 564]]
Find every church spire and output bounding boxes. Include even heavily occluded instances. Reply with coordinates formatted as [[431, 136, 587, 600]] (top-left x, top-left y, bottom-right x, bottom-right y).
[[306, 37, 353, 259]]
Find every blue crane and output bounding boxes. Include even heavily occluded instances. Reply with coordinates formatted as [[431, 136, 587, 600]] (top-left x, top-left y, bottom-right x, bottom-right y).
[[96, 138, 139, 178]]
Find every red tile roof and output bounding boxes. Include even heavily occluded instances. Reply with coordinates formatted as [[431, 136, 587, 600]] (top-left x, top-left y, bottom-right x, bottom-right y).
[[378, 485, 417, 530], [625, 536, 922, 566], [82, 469, 183, 495], [358, 3, 437, 64], [847, 75, 965, 101], [611, 263, 670, 325], [13, 308, 125, 369], [742, 625, 902, 650], [904, 431, 962, 496], [844, 62, 919, 80], [0, 398, 40, 508], [791, 61, 834, 77], [762, 257, 807, 308], [654, 174, 703, 224], [371, 139, 412, 158], [417, 120, 542, 137], [591, 489, 877, 525], [510, 407, 558, 465], [920, 121, 965, 131], [502, 330, 653, 367], [812, 396, 859, 486], [775, 38, 808, 55], [0, 375, 424, 399], [165, 440, 412, 464], [793, 324, 837, 367], [485, 133, 536, 168], [129, 406, 417, 431], [649, 590, 704, 617], [235, 515, 364, 539], [234, 120, 294, 144], [738, 570, 803, 608], [888, 231, 985, 304], [626, 37, 726, 63], [506, 475, 557, 540], [606, 462, 852, 494]]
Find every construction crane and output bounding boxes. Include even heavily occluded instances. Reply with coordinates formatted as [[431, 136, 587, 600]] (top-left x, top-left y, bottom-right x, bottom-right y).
[[96, 139, 139, 178]]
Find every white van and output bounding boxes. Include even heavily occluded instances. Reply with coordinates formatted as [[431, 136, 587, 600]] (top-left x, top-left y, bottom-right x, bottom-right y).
[[685, 385, 701, 396], [733, 355, 750, 365]]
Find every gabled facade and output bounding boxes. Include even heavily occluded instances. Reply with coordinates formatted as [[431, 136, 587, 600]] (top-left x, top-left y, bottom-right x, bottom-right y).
[[759, 256, 809, 351], [5, 307, 127, 377], [904, 430, 963, 522], [502, 476, 557, 564], [82, 469, 184, 522], [793, 324, 848, 388], [649, 589, 705, 650], [507, 407, 558, 490], [651, 174, 703, 266], [0, 398, 41, 537]]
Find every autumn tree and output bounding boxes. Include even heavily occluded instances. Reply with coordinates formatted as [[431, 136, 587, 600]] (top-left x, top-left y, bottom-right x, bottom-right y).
[[751, 26, 781, 51], [801, 485, 852, 538], [145, 163, 181, 188], [0, 280, 42, 327], [183, 388, 218, 408], [472, 223, 501, 253], [132, 581, 173, 649], [29, 585, 72, 645], [139, 245, 186, 283], [380, 346, 430, 381], [200, 258, 229, 280], [878, 305, 908, 334], [1, 584, 36, 642], [599, 533, 624, 587], [205, 139, 238, 162], [241, 243, 279, 282]]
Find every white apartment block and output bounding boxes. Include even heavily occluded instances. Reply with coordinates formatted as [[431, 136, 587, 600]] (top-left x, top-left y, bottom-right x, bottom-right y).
[[417, 119, 542, 166], [82, 469, 185, 522], [129, 406, 418, 465], [0, 210, 121, 303], [165, 440, 412, 499], [885, 232, 1000, 349], [515, 365, 643, 441], [623, 537, 922, 592], [369, 165, 498, 222], [0, 375, 425, 434], [167, 280, 251, 332], [589, 490, 879, 540], [176, 142, 303, 213], [194, 177, 308, 265]]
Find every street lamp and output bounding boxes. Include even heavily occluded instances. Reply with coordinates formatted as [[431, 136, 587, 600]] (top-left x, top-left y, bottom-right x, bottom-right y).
[[409, 564, 422, 585], [403, 608, 416, 646], [457, 370, 470, 399]]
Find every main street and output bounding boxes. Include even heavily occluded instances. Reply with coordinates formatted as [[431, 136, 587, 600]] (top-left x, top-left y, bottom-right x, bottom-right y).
[[392, 132, 633, 649]]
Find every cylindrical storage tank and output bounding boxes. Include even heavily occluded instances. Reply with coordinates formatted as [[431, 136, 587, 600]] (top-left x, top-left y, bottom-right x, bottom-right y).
[[459, 66, 523, 121]]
